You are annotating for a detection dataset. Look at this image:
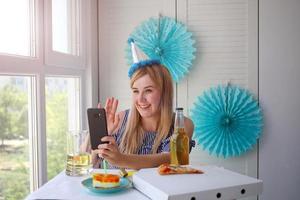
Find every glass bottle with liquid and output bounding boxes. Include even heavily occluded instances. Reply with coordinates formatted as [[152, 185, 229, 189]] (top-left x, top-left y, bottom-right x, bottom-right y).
[[170, 107, 189, 166]]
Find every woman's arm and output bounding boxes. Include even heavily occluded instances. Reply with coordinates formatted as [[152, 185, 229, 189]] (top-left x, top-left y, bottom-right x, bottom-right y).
[[109, 152, 169, 170], [96, 136, 170, 170]]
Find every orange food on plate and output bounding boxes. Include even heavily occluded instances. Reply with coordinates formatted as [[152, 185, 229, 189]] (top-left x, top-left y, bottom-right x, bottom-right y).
[[92, 173, 120, 188], [158, 163, 204, 175]]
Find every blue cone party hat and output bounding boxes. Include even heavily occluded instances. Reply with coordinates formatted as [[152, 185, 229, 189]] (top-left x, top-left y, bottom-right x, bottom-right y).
[[128, 38, 160, 78]]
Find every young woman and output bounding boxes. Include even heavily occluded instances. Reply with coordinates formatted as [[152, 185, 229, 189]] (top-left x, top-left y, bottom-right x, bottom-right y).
[[91, 64, 195, 169]]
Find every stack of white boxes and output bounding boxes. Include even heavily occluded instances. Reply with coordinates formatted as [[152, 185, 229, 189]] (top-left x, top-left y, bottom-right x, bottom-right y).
[[133, 165, 262, 200]]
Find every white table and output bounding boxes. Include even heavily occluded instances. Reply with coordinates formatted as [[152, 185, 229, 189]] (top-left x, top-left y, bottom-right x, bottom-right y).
[[25, 170, 149, 200], [26, 166, 262, 200]]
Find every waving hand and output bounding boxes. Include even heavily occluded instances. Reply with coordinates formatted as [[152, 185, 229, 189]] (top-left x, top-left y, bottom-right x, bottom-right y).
[[98, 97, 120, 135]]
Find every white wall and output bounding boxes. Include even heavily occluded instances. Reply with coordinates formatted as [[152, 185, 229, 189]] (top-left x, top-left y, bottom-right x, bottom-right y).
[[259, 0, 300, 199], [178, 1, 259, 185]]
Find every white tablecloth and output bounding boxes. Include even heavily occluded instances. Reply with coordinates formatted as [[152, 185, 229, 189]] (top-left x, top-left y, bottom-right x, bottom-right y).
[[25, 170, 149, 200], [25, 166, 262, 200]]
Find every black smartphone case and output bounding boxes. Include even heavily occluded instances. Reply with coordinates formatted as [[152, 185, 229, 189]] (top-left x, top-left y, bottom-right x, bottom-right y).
[[87, 108, 108, 150]]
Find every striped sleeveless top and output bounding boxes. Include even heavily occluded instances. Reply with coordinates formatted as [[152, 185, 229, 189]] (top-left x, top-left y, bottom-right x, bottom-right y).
[[113, 109, 195, 154]]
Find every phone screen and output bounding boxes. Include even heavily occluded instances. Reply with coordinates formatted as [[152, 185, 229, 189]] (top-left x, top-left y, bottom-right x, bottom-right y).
[[87, 108, 108, 150]]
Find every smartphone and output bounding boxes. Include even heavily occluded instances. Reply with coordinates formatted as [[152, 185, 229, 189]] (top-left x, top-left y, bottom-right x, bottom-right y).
[[87, 108, 109, 150]]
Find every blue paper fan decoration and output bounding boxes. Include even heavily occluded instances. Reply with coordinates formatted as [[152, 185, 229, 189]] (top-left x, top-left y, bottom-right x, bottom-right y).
[[125, 16, 196, 82], [190, 84, 263, 158]]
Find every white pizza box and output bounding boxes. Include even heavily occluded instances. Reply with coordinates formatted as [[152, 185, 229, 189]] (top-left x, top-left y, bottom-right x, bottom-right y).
[[133, 165, 262, 200]]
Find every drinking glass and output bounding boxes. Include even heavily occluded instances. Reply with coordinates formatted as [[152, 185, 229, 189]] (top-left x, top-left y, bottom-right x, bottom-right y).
[[65, 130, 91, 176]]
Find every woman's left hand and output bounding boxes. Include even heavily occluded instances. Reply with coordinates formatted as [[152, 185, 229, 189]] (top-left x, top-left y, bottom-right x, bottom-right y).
[[97, 136, 124, 166], [101, 97, 120, 135]]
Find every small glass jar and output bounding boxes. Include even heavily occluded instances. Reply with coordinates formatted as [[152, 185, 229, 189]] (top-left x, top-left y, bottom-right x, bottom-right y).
[[65, 130, 91, 176]]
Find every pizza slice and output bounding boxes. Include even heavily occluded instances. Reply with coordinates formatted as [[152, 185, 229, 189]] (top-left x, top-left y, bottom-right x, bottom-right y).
[[158, 163, 204, 175]]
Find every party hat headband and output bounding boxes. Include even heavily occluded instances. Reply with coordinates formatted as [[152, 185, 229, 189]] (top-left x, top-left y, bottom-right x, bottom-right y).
[[128, 38, 160, 78]]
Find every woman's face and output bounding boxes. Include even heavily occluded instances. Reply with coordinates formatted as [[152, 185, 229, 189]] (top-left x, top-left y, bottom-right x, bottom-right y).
[[131, 74, 161, 119]]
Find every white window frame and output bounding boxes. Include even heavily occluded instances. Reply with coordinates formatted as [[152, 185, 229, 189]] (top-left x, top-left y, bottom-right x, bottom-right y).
[[0, 0, 98, 191], [44, 0, 87, 69]]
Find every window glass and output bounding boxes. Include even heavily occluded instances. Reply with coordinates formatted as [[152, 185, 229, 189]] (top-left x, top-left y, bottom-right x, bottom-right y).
[[45, 77, 80, 180], [52, 0, 80, 55], [0, 75, 31, 200], [0, 0, 35, 56]]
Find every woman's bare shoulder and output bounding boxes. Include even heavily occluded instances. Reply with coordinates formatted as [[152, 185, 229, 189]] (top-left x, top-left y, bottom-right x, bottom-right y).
[[184, 117, 194, 139]]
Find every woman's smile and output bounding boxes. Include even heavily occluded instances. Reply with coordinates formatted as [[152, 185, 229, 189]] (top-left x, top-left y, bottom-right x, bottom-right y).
[[138, 104, 150, 109]]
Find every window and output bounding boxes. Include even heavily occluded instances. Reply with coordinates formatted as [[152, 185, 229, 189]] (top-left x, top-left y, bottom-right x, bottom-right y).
[[44, 0, 86, 68], [0, 0, 35, 57], [45, 77, 80, 180], [52, 0, 80, 55], [0, 0, 97, 199], [0, 75, 33, 200]]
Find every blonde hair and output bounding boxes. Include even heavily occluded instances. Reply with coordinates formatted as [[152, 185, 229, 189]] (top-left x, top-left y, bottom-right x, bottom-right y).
[[119, 64, 174, 154]]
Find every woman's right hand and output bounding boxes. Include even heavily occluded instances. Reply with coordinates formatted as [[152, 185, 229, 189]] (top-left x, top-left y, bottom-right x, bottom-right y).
[[98, 97, 120, 135]]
